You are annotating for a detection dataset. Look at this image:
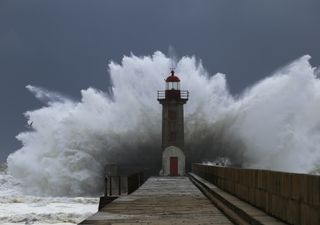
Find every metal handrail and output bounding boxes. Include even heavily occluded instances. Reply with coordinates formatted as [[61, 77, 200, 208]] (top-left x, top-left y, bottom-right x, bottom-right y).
[[157, 90, 189, 100]]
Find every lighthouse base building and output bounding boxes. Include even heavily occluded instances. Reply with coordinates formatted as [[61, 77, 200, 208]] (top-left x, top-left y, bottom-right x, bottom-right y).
[[158, 70, 188, 176], [162, 146, 185, 176]]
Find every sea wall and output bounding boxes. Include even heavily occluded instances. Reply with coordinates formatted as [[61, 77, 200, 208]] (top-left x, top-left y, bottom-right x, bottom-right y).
[[192, 164, 320, 225]]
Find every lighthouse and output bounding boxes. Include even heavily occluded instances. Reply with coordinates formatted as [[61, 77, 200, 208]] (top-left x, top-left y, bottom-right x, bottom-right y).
[[157, 70, 189, 176]]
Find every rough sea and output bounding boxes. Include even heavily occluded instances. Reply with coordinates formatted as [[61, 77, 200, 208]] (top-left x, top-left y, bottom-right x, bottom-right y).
[[0, 163, 98, 225]]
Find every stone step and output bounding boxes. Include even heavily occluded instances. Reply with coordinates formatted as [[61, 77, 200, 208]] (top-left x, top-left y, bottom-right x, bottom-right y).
[[189, 173, 287, 225]]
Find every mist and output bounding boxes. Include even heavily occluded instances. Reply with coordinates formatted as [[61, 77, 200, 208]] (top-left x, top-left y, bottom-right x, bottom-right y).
[[7, 52, 320, 196]]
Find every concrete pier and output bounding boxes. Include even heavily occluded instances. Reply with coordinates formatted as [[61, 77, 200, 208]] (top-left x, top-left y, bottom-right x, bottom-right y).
[[80, 177, 232, 224]]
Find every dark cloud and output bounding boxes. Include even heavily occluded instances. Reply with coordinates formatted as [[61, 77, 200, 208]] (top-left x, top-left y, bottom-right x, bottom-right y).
[[1, 0, 320, 161]]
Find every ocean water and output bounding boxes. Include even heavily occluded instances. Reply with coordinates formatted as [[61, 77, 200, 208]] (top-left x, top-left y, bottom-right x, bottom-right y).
[[0, 164, 99, 225]]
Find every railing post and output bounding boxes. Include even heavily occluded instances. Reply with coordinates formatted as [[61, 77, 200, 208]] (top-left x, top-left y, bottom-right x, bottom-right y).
[[118, 176, 121, 195], [109, 177, 112, 196]]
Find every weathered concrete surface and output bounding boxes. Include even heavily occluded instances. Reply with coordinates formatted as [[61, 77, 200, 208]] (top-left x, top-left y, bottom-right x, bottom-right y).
[[80, 177, 233, 225]]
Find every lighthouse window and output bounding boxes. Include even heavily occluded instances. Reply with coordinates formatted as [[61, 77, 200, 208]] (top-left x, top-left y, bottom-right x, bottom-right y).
[[168, 111, 177, 120], [166, 82, 180, 90]]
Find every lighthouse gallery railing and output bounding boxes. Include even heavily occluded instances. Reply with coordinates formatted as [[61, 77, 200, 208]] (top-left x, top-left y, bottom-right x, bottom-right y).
[[157, 90, 189, 100]]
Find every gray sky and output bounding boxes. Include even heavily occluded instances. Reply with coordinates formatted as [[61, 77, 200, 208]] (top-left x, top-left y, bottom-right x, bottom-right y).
[[1, 0, 320, 162]]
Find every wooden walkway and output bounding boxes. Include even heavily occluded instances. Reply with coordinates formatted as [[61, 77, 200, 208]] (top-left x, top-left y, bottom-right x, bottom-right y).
[[80, 177, 233, 225]]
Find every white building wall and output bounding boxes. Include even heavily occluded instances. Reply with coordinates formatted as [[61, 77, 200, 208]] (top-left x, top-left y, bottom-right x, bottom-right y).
[[162, 146, 185, 176]]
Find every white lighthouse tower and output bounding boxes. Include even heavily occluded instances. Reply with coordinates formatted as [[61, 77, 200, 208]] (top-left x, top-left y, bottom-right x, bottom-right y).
[[157, 70, 189, 176]]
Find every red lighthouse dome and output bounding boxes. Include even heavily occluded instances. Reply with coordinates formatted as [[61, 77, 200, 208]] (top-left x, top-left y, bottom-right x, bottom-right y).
[[165, 70, 180, 82]]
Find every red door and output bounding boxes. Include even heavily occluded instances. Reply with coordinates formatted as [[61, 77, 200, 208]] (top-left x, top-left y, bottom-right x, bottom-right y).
[[170, 157, 178, 176]]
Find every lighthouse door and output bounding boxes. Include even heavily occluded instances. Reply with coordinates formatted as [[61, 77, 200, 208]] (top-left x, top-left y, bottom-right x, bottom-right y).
[[170, 157, 178, 176]]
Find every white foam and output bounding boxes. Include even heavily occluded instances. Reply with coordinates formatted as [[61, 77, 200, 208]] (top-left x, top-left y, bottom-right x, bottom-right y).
[[0, 169, 98, 224]]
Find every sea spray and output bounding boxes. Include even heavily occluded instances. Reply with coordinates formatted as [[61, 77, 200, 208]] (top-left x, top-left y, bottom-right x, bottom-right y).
[[7, 51, 320, 196]]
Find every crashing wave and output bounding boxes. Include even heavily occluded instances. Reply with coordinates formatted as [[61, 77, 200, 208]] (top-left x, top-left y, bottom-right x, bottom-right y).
[[6, 52, 320, 196]]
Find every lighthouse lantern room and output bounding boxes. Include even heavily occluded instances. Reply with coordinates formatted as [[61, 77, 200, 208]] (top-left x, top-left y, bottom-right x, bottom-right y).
[[157, 70, 188, 176]]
